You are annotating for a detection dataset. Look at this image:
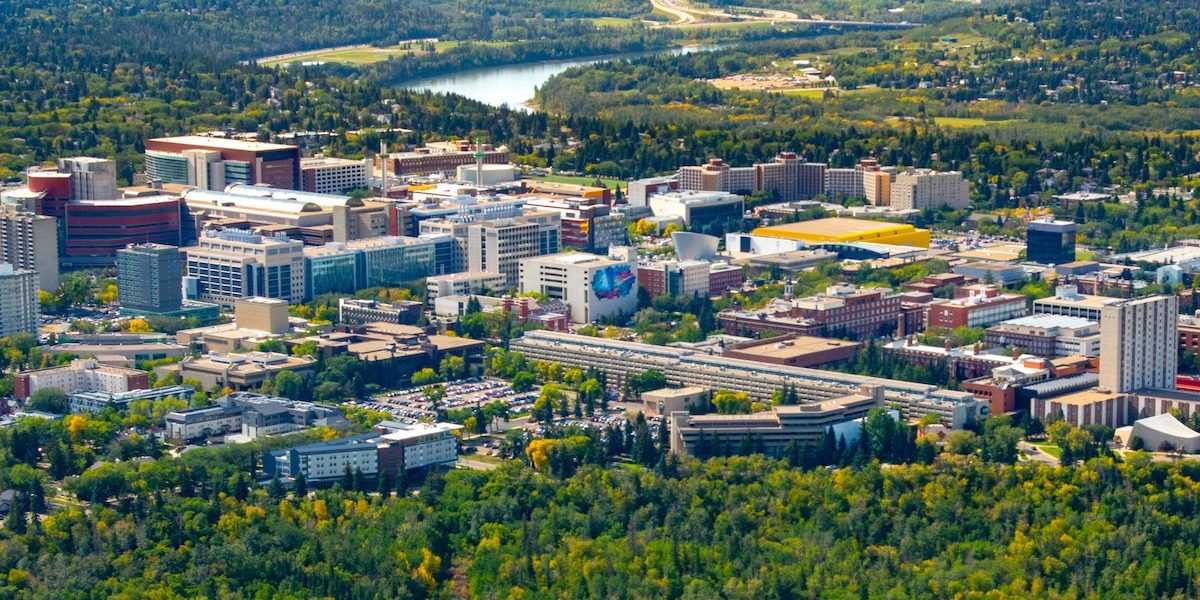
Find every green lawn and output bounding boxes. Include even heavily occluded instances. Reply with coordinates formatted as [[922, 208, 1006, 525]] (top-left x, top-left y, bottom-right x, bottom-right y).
[[527, 174, 626, 189], [1032, 443, 1063, 459], [591, 17, 639, 28], [782, 88, 834, 98]]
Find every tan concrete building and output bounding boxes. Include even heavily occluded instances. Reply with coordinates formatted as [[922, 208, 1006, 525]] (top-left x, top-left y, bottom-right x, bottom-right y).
[[1100, 294, 1178, 393], [890, 169, 969, 210], [642, 386, 708, 416], [184, 228, 306, 305], [862, 170, 892, 206], [170, 352, 317, 391]]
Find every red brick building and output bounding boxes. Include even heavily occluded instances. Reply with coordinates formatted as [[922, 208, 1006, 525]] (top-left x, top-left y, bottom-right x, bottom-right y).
[[145, 135, 302, 190], [926, 284, 1027, 329], [63, 196, 182, 268], [719, 284, 908, 340]]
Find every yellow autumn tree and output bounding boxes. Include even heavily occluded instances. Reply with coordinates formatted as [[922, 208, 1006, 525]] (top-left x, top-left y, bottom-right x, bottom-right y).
[[126, 318, 154, 333], [97, 284, 119, 305], [525, 438, 555, 471], [413, 547, 441, 591]]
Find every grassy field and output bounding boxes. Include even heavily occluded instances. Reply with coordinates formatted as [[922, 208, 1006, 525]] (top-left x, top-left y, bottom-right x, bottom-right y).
[[782, 88, 835, 98], [591, 17, 639, 27], [1032, 443, 1063, 459], [526, 174, 626, 188], [933, 116, 1021, 128], [259, 41, 511, 68]]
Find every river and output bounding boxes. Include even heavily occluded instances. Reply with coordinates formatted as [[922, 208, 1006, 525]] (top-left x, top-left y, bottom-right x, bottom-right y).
[[398, 45, 723, 111]]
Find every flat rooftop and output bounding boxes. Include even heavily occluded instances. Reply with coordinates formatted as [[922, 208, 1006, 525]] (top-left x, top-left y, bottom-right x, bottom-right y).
[[953, 244, 1025, 262], [148, 135, 297, 152], [730, 336, 861, 360], [995, 314, 1096, 329], [1034, 293, 1118, 310], [1044, 388, 1123, 406]]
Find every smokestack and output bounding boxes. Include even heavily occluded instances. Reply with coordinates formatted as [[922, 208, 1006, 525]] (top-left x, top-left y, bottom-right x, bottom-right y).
[[473, 137, 485, 188], [379, 140, 388, 198]]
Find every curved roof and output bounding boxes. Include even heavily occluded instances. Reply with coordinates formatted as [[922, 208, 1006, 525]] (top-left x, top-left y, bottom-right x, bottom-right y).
[[182, 188, 323, 214], [223, 183, 363, 208]]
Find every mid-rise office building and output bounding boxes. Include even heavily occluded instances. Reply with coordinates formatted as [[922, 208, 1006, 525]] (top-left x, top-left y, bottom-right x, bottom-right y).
[[926, 284, 1028, 329], [1100, 294, 1178, 393], [627, 176, 679, 207], [520, 249, 639, 323], [890, 169, 970, 210], [466, 214, 561, 288], [184, 228, 306, 305], [719, 284, 914, 340], [0, 264, 37, 339], [63, 195, 184, 267], [181, 185, 390, 246], [522, 194, 627, 253], [300, 157, 370, 194], [669, 389, 882, 457], [168, 351, 318, 392], [638, 260, 711, 298], [117, 243, 183, 313], [383, 141, 509, 177], [1033, 285, 1114, 321], [165, 392, 348, 441], [303, 235, 449, 299], [145, 135, 302, 190], [986, 314, 1102, 358], [648, 190, 744, 235], [0, 206, 58, 291], [425, 271, 508, 301], [1026, 218, 1077, 265]]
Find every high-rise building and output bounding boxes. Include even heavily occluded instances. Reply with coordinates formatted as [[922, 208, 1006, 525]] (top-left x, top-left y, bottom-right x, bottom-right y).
[[0, 264, 38, 338], [890, 169, 970, 210], [0, 206, 58, 291], [1026, 218, 1077, 265], [117, 243, 183, 313], [184, 229, 306, 305], [863, 170, 893, 206], [824, 168, 865, 198], [300, 157, 370, 194], [144, 135, 302, 190], [1100, 294, 1178, 393]]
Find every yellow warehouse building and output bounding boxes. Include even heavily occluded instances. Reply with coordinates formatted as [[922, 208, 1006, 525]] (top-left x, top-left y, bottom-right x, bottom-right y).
[[751, 217, 930, 248]]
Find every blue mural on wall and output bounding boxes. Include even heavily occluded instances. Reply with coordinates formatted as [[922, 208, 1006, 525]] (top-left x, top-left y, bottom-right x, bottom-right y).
[[592, 264, 636, 299]]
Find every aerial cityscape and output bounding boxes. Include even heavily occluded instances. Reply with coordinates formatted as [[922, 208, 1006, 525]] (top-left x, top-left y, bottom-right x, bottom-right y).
[[0, 0, 1199, 596]]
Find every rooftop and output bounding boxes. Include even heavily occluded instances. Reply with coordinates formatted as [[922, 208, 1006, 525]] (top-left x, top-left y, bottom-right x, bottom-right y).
[[995, 314, 1097, 330], [755, 217, 914, 238], [1044, 388, 1123, 406], [729, 336, 860, 360], [148, 135, 298, 152]]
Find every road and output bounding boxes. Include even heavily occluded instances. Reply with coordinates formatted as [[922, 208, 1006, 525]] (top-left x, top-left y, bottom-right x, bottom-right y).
[[1018, 441, 1059, 466], [650, 0, 919, 29]]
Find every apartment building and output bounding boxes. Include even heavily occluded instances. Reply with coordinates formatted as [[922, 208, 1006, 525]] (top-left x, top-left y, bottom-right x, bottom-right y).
[[13, 358, 150, 400], [0, 207, 58, 291], [0, 265, 37, 338], [863, 170, 893, 206], [679, 159, 757, 195], [1100, 294, 1178, 393], [678, 154, 825, 201], [184, 228, 306, 305], [889, 169, 970, 210], [117, 243, 183, 314]]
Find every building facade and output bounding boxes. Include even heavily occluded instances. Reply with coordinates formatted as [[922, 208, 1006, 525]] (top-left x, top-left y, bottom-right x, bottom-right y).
[[145, 135, 302, 190], [0, 265, 37, 339], [520, 249, 639, 324], [0, 207, 58, 291], [1100, 294, 1178, 393], [185, 229, 306, 305], [300, 157, 369, 194], [1026, 218, 1077, 265], [13, 358, 150, 401], [117, 243, 183, 313], [889, 169, 970, 210]]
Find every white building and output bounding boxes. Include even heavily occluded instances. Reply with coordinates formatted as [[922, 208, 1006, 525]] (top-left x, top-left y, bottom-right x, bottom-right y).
[[301, 157, 370, 194], [14, 359, 147, 400], [648, 190, 744, 234], [1100, 294, 1178, 393], [520, 249, 639, 323], [426, 271, 508, 301], [890, 169, 970, 210], [0, 264, 37, 338], [379, 422, 463, 470], [824, 168, 864, 198], [184, 229, 306, 305]]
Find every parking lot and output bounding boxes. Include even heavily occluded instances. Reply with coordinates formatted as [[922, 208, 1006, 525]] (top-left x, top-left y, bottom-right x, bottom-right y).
[[348, 377, 539, 423]]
